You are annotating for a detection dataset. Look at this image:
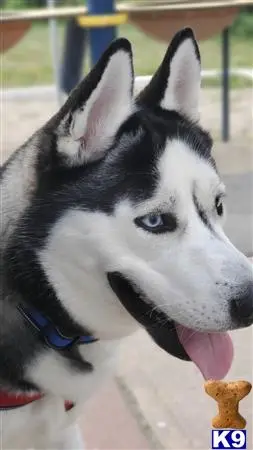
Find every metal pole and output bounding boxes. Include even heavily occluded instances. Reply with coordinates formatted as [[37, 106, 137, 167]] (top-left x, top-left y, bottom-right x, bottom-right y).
[[60, 19, 87, 95], [47, 0, 62, 105], [221, 28, 230, 142], [87, 0, 116, 66]]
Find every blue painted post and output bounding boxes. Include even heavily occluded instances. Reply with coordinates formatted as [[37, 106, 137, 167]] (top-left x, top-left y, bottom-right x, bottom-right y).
[[87, 0, 116, 66], [60, 19, 87, 95], [221, 28, 230, 142]]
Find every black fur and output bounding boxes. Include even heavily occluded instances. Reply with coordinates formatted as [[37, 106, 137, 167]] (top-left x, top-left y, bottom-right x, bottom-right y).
[[1, 107, 213, 387], [2, 108, 211, 388], [192, 191, 213, 231], [0, 31, 214, 394], [137, 28, 200, 109]]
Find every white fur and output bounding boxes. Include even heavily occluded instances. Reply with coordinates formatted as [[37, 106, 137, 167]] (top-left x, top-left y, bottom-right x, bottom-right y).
[[58, 50, 133, 166], [38, 209, 139, 340], [52, 424, 85, 450], [27, 340, 119, 401], [12, 136, 250, 449], [111, 141, 252, 331], [1, 395, 84, 449], [2, 32, 252, 450], [160, 38, 201, 120], [38, 140, 252, 341]]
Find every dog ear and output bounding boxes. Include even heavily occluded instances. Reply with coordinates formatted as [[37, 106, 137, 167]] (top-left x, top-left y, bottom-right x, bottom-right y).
[[137, 28, 201, 121], [48, 38, 134, 166]]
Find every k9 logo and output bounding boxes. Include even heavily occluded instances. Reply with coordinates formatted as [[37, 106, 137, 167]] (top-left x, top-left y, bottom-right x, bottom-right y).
[[212, 430, 247, 449]]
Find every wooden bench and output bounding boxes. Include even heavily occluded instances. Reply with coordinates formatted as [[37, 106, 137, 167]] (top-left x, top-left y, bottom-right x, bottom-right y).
[[1, 0, 251, 140], [2, 1, 251, 48]]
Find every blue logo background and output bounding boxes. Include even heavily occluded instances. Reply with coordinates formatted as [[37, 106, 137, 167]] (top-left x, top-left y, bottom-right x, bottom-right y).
[[212, 429, 247, 449]]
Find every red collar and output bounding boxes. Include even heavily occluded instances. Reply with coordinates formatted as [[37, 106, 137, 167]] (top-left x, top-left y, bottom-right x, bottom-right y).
[[0, 391, 74, 411]]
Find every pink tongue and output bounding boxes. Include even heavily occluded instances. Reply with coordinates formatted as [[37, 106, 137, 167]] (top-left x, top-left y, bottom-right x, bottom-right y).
[[176, 325, 234, 380]]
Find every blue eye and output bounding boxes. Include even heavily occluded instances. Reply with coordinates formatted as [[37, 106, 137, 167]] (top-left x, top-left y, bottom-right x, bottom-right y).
[[141, 215, 163, 228], [134, 213, 177, 234]]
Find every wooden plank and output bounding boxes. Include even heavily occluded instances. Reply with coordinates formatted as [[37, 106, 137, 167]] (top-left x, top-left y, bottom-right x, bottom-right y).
[[1, 7, 87, 23], [120, 0, 253, 11], [0, 21, 31, 53], [1, 0, 252, 23], [129, 6, 240, 41]]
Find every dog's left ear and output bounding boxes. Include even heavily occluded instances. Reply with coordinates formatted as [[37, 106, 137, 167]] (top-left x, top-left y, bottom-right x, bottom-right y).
[[47, 38, 134, 166], [137, 28, 201, 121]]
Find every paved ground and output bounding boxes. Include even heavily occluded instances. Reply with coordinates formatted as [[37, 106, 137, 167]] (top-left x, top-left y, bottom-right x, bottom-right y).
[[80, 380, 151, 449], [1, 87, 253, 449], [118, 323, 253, 449]]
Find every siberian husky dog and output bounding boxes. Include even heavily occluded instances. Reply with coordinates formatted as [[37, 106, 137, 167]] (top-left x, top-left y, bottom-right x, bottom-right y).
[[1, 28, 252, 449]]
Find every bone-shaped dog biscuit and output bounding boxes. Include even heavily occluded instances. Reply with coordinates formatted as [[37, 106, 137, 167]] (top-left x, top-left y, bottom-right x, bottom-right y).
[[205, 380, 252, 429]]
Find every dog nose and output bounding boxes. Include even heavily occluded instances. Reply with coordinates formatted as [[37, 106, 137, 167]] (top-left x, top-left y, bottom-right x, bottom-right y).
[[230, 283, 253, 327]]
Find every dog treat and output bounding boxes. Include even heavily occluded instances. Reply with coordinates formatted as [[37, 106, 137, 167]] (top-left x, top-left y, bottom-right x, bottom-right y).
[[204, 380, 252, 429]]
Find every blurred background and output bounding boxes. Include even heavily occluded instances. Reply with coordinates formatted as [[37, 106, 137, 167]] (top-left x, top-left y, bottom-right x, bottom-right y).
[[1, 1, 252, 448], [2, 1, 253, 88]]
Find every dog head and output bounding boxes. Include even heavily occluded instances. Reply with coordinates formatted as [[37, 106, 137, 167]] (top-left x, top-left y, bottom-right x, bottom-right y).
[[9, 29, 253, 379]]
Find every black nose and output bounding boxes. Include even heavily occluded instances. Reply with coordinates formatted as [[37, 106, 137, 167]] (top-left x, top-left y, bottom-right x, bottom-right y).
[[230, 283, 253, 327]]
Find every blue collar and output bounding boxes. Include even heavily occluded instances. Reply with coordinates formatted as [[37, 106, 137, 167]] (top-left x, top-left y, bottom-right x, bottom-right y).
[[18, 304, 98, 350]]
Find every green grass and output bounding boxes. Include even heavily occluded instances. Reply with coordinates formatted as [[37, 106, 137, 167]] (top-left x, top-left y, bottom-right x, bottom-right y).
[[202, 76, 252, 89], [2, 22, 252, 88]]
